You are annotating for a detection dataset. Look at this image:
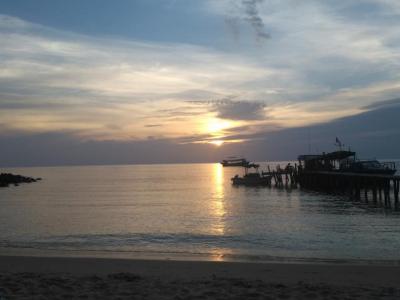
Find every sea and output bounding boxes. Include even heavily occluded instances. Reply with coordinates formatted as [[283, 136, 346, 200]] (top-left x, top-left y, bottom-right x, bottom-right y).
[[1, 162, 400, 263]]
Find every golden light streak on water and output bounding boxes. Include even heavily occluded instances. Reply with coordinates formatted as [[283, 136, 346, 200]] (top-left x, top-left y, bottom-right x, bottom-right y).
[[210, 163, 226, 235], [209, 248, 229, 262]]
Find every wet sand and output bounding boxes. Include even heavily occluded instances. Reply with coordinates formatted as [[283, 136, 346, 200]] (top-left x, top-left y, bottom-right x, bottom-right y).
[[1, 255, 400, 299]]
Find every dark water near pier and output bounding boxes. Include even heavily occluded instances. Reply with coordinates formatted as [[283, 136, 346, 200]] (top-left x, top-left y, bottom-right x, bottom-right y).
[[1, 163, 400, 262]]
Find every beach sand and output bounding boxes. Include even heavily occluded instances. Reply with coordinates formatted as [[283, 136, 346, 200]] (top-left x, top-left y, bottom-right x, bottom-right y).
[[0, 255, 400, 299]]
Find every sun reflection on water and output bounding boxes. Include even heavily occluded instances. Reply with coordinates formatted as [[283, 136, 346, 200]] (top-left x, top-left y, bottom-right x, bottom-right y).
[[209, 248, 226, 262], [210, 163, 226, 235]]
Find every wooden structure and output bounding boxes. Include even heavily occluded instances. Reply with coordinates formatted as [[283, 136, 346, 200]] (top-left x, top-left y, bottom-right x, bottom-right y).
[[230, 149, 399, 208], [297, 171, 400, 207], [294, 151, 399, 208], [258, 150, 399, 208]]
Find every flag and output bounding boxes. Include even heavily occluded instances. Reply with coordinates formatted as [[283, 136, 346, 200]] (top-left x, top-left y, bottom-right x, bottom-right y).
[[335, 137, 342, 147]]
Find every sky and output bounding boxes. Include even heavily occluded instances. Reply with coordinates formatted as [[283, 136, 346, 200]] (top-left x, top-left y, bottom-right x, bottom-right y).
[[1, 0, 400, 166]]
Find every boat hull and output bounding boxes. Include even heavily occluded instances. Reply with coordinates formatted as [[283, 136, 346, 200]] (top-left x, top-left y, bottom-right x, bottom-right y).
[[231, 175, 272, 186], [221, 162, 249, 167]]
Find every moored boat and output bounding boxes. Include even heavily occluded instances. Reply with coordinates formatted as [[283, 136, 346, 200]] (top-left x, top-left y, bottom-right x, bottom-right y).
[[231, 165, 272, 186], [231, 173, 272, 186], [221, 157, 250, 167]]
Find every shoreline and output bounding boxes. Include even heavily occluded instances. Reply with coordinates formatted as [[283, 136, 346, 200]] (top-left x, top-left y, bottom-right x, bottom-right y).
[[1, 254, 400, 299], [2, 246, 400, 266]]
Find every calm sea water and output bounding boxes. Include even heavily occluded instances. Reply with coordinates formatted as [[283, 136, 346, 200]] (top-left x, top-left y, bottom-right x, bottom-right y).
[[1, 163, 400, 262]]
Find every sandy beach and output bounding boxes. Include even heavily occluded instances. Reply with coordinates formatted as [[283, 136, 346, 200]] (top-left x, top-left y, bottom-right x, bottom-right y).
[[1, 255, 400, 299]]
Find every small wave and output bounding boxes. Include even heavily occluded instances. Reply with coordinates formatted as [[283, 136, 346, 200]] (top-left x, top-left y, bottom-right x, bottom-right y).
[[0, 233, 268, 251], [1, 231, 400, 264]]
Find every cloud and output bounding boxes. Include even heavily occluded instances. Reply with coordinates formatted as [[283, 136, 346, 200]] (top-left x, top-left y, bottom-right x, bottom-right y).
[[0, 130, 231, 167], [144, 124, 162, 128], [206, 0, 400, 107], [2, 100, 400, 167], [213, 100, 266, 120], [222, 0, 270, 43], [363, 97, 400, 110], [0, 14, 271, 140], [241, 0, 270, 41], [2, 1, 400, 145]]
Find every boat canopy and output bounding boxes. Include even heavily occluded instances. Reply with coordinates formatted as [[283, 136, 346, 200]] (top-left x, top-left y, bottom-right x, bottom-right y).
[[298, 150, 356, 171], [298, 151, 355, 162], [297, 154, 322, 161]]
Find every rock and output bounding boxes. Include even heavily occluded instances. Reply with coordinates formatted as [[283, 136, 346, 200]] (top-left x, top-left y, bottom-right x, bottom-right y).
[[0, 173, 42, 188]]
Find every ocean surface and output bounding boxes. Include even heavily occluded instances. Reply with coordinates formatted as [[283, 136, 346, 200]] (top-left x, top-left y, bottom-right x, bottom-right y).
[[1, 163, 400, 263]]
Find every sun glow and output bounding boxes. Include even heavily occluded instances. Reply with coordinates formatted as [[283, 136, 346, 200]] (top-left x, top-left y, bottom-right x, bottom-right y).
[[206, 119, 232, 134], [210, 140, 224, 146]]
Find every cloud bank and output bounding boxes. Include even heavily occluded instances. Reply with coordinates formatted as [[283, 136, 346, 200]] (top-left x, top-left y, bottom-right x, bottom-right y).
[[1, 0, 400, 164], [1, 99, 399, 167]]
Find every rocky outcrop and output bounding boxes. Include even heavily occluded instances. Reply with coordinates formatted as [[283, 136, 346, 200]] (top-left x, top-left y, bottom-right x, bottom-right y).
[[0, 173, 42, 187]]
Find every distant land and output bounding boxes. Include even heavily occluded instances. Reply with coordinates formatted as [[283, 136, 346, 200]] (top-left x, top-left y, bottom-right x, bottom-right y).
[[1, 98, 399, 167]]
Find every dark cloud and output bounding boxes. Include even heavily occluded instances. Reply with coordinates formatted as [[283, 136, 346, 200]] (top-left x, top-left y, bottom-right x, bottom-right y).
[[224, 0, 270, 43], [144, 124, 162, 128], [214, 100, 267, 120], [188, 96, 236, 106], [242, 0, 270, 42], [363, 98, 400, 110]]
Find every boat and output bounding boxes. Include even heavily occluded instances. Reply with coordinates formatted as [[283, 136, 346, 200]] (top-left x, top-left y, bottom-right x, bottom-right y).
[[220, 156, 250, 167], [231, 172, 272, 186], [298, 150, 397, 175], [231, 165, 272, 186]]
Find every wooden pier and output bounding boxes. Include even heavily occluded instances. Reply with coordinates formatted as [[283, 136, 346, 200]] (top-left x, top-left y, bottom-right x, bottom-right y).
[[297, 171, 400, 207], [259, 163, 400, 209], [262, 170, 297, 187], [232, 148, 399, 208]]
